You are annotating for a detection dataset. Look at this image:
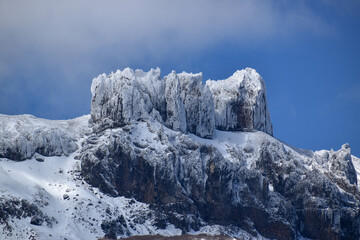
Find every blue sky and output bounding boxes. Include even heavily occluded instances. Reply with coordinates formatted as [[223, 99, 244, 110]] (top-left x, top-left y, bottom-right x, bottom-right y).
[[0, 0, 359, 156]]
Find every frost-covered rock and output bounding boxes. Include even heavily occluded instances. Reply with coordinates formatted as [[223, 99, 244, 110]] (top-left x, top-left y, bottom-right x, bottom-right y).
[[79, 119, 360, 240], [206, 68, 273, 135], [79, 121, 296, 240], [91, 68, 215, 138], [2, 67, 359, 240], [314, 143, 357, 190], [254, 140, 359, 239], [0, 114, 86, 161], [91, 67, 273, 138], [164, 71, 187, 133], [90, 68, 163, 131], [178, 72, 214, 138]]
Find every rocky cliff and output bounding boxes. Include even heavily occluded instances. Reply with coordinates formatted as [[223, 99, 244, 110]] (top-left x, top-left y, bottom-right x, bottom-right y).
[[0, 114, 82, 161], [90, 67, 270, 138], [0, 67, 359, 240], [206, 68, 272, 135]]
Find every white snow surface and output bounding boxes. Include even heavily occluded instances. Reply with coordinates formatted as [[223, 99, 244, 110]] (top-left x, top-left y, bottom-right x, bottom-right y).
[[0, 114, 358, 239], [0, 114, 89, 160], [0, 114, 281, 240], [0, 115, 183, 240]]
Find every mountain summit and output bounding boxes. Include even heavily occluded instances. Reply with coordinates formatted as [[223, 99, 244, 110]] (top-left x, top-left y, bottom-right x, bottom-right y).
[[90, 67, 272, 138], [0, 68, 359, 240]]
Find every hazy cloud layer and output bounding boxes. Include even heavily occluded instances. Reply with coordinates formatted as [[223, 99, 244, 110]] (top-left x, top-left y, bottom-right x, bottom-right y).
[[0, 0, 356, 119], [0, 0, 332, 73]]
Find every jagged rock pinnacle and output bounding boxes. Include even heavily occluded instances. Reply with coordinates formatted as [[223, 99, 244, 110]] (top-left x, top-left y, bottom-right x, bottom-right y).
[[90, 67, 273, 137]]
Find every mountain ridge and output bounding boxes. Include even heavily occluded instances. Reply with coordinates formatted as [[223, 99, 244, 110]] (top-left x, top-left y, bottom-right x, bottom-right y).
[[0, 68, 359, 240]]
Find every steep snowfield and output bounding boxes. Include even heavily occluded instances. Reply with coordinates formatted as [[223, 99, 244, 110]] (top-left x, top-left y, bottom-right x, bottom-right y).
[[1, 115, 357, 239], [0, 115, 276, 240], [191, 129, 271, 167], [0, 155, 185, 239], [0, 68, 358, 240], [0, 116, 184, 240]]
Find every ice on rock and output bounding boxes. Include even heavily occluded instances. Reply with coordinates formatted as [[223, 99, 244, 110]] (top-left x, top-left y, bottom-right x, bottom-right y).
[[315, 143, 357, 186], [0, 114, 86, 161], [178, 72, 215, 138], [90, 67, 274, 138], [90, 68, 157, 131], [1, 66, 360, 240], [91, 68, 215, 138], [135, 68, 167, 121], [206, 68, 273, 135], [164, 71, 187, 133]]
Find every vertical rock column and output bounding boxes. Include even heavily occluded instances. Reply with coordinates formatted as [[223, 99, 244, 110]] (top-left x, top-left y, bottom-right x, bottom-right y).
[[164, 71, 187, 133], [178, 72, 214, 138]]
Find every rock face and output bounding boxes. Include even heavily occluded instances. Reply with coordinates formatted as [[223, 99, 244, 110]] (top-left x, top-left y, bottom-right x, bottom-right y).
[[177, 72, 214, 139], [79, 121, 297, 240], [90, 67, 271, 138], [0, 114, 81, 161], [79, 120, 360, 240], [206, 68, 273, 135], [255, 141, 360, 240], [164, 71, 187, 134], [90, 68, 214, 138], [90, 68, 164, 131], [1, 67, 359, 240]]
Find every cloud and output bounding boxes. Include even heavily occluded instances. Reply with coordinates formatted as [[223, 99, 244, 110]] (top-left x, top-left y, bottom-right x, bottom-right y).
[[0, 0, 343, 118], [0, 0, 332, 67]]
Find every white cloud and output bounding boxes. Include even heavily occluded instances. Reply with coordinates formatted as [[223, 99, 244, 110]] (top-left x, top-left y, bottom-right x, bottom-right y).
[[0, 0, 332, 69], [0, 0, 339, 118]]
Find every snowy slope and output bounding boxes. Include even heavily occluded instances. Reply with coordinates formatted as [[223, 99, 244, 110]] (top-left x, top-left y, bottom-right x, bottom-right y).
[[0, 115, 274, 240], [0, 116, 183, 240], [0, 114, 89, 161], [0, 114, 359, 240], [0, 67, 359, 240]]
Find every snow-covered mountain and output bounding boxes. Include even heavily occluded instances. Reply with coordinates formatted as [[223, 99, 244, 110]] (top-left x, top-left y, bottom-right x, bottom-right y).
[[0, 68, 359, 240]]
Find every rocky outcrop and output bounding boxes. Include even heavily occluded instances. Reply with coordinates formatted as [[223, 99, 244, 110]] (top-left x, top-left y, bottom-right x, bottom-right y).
[[315, 143, 358, 187], [255, 140, 360, 239], [90, 68, 215, 138], [80, 121, 297, 239], [0, 196, 55, 231], [164, 71, 187, 133], [79, 121, 360, 239], [1, 67, 359, 240], [83, 67, 359, 239], [206, 68, 273, 135], [90, 68, 163, 131], [0, 114, 81, 161], [90, 67, 271, 139], [177, 72, 214, 139]]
